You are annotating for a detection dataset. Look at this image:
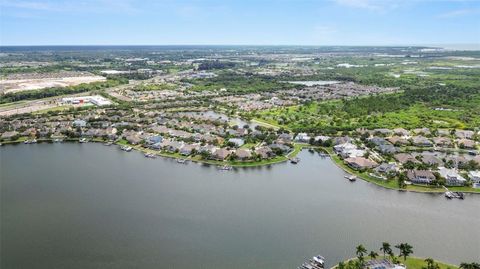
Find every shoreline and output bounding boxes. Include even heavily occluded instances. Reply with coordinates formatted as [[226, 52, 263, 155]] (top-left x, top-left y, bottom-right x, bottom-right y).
[[330, 256, 459, 269], [2, 138, 479, 194]]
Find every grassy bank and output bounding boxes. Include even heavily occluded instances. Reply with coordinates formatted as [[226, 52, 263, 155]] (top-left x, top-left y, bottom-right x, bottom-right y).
[[321, 147, 480, 193], [332, 257, 458, 269]]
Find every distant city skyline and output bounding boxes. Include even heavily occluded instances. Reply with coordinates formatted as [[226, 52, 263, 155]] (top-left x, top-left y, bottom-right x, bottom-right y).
[[1, 0, 479, 46]]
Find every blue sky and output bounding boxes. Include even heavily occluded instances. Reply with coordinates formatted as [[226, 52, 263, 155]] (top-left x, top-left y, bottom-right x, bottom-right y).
[[0, 0, 479, 46]]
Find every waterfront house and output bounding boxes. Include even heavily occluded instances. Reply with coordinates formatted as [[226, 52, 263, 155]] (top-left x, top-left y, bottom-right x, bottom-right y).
[[332, 136, 351, 145], [344, 157, 378, 170], [235, 149, 252, 160], [438, 167, 467, 186], [407, 170, 436, 184], [334, 142, 356, 154], [294, 132, 311, 143], [314, 135, 331, 143], [0, 131, 19, 140], [199, 144, 217, 154], [179, 144, 198, 156], [212, 148, 231, 160], [468, 171, 480, 183], [255, 146, 274, 159], [334, 142, 366, 158], [268, 143, 291, 154], [277, 133, 293, 143], [160, 140, 184, 152]]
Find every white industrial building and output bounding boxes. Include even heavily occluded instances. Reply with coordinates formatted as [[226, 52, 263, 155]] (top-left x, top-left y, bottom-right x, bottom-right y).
[[62, 95, 112, 106]]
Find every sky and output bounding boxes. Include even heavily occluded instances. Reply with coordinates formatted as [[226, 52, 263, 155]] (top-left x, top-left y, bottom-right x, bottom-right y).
[[0, 0, 479, 46]]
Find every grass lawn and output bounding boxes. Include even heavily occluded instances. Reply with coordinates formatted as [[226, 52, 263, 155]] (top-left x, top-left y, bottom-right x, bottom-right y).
[[333, 257, 458, 269], [403, 257, 458, 269]]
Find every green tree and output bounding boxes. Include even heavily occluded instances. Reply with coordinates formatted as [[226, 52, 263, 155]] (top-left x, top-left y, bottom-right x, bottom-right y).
[[369, 251, 379, 260], [460, 262, 480, 269], [423, 258, 440, 269], [380, 242, 391, 258], [356, 244, 368, 265], [395, 243, 413, 261]]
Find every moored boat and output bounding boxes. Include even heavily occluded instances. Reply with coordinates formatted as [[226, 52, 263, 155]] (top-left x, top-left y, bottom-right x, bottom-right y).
[[144, 153, 156, 158], [345, 175, 357, 182], [120, 145, 132, 152], [298, 255, 325, 269], [445, 191, 464, 199], [176, 159, 188, 164], [219, 165, 233, 171], [290, 157, 300, 164]]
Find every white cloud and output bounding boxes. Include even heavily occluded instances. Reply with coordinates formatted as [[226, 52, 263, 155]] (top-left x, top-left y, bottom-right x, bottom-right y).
[[437, 8, 480, 18], [0, 0, 140, 14], [334, 0, 399, 11]]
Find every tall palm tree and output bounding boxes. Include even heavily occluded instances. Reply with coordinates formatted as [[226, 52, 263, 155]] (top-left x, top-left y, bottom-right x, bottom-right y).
[[395, 243, 413, 261], [356, 244, 368, 259], [380, 242, 391, 259], [369, 251, 379, 261], [356, 244, 368, 266]]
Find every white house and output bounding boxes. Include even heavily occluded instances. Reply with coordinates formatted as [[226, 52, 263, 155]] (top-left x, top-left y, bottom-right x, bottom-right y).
[[468, 171, 480, 183], [294, 133, 311, 143], [438, 167, 467, 186]]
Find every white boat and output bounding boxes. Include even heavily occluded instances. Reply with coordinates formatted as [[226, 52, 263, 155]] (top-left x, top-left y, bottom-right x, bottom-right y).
[[219, 165, 233, 171], [312, 255, 325, 267], [177, 159, 188, 164], [345, 175, 357, 182], [298, 255, 325, 269], [290, 157, 300, 164], [121, 146, 132, 152], [104, 141, 113, 146], [144, 153, 156, 158], [79, 138, 88, 143], [445, 191, 464, 200], [31, 139, 37, 144]]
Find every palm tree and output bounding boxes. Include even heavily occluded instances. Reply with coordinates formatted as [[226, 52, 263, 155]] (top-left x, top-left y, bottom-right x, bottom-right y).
[[356, 244, 368, 265], [423, 258, 440, 269], [395, 243, 413, 261], [356, 244, 368, 258], [387, 249, 395, 262], [369, 251, 379, 260], [380, 242, 391, 259]]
